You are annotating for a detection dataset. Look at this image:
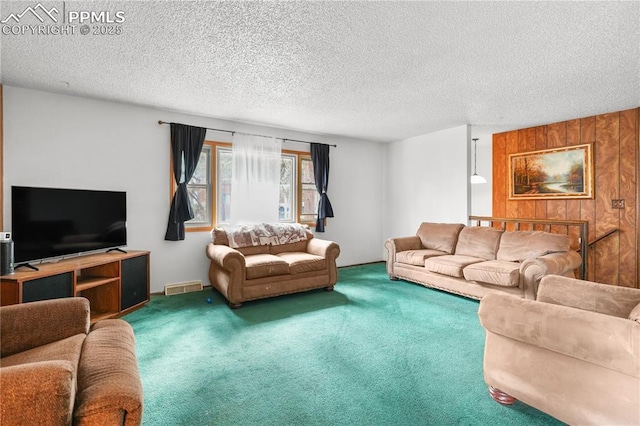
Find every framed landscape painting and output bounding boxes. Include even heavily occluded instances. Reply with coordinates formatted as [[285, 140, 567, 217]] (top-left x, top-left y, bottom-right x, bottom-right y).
[[509, 143, 594, 200]]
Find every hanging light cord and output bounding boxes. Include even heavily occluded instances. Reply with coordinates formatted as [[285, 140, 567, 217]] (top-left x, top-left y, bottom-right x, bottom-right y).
[[473, 138, 479, 174]]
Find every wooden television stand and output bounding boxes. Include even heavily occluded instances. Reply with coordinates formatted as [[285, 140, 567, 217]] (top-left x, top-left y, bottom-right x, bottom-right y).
[[1, 250, 150, 322]]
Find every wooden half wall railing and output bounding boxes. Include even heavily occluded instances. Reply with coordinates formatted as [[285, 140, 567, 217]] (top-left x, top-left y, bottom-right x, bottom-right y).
[[587, 229, 619, 249], [469, 216, 588, 280]]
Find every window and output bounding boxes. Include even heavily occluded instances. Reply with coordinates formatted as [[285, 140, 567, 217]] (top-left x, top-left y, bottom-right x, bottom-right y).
[[300, 157, 320, 224], [176, 142, 318, 230], [279, 155, 295, 221], [184, 145, 212, 229]]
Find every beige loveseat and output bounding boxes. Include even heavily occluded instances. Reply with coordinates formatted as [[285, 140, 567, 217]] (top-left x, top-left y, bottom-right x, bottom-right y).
[[385, 222, 582, 300], [0, 297, 143, 425], [206, 223, 340, 308], [479, 275, 640, 425]]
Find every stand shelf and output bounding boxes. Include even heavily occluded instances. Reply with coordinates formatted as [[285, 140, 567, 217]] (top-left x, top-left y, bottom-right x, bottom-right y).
[[1, 250, 149, 322], [76, 276, 119, 292]]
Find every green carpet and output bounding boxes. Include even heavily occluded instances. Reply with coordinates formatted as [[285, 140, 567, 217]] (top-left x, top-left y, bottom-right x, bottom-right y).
[[124, 263, 562, 426]]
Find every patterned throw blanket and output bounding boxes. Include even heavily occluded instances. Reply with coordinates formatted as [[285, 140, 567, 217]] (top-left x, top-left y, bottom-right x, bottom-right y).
[[223, 223, 308, 248]]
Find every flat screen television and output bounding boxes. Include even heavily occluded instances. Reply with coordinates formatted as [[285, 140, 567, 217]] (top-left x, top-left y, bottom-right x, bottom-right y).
[[11, 186, 127, 264]]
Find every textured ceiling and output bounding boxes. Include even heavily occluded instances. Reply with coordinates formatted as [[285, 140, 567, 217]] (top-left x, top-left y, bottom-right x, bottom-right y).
[[1, 1, 639, 142]]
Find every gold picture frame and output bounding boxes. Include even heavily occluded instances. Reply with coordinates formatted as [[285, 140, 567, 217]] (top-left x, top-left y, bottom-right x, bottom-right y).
[[509, 143, 594, 200]]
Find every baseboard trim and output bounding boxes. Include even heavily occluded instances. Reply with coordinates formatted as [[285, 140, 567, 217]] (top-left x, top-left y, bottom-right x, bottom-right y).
[[149, 261, 386, 296], [338, 260, 385, 268]]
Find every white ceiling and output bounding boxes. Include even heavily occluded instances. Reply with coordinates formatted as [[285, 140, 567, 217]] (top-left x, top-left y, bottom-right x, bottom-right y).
[[1, 1, 639, 142]]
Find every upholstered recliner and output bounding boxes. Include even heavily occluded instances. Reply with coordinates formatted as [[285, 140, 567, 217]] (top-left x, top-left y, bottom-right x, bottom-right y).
[[0, 297, 143, 425], [478, 275, 640, 425]]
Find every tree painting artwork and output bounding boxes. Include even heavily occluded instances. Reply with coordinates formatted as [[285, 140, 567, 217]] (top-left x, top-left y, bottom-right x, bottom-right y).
[[509, 143, 594, 200]]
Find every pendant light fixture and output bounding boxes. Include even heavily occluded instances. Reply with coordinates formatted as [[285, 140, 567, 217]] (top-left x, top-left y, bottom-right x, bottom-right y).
[[470, 138, 487, 184]]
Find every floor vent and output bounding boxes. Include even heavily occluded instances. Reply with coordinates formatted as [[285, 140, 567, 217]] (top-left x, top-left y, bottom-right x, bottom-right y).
[[164, 280, 203, 296]]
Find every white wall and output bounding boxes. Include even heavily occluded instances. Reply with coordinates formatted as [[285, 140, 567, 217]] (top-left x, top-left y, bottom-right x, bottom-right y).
[[469, 129, 493, 217], [469, 125, 525, 217], [3, 86, 385, 293], [382, 125, 470, 244]]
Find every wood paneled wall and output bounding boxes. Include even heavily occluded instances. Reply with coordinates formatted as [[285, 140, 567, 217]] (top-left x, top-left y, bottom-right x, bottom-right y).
[[493, 108, 639, 288]]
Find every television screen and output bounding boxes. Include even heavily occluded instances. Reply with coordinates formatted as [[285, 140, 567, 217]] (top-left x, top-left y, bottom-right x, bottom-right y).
[[11, 186, 127, 264]]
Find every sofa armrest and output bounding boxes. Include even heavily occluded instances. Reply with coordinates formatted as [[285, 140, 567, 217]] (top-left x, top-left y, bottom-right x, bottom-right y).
[[536, 275, 640, 318], [478, 293, 640, 378], [75, 319, 143, 426], [0, 297, 90, 357], [206, 243, 246, 271], [306, 238, 340, 260], [385, 236, 422, 253], [0, 360, 76, 425], [519, 251, 582, 297], [385, 236, 422, 275], [306, 238, 340, 287]]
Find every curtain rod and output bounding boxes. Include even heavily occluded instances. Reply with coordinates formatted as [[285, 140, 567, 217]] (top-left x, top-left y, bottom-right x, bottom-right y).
[[158, 120, 337, 148]]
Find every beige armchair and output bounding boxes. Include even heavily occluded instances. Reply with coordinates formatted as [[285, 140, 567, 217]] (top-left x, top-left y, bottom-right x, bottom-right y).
[[478, 274, 640, 425]]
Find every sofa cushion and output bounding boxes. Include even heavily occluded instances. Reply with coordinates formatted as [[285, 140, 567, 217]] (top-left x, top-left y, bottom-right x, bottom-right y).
[[0, 334, 85, 369], [0, 298, 90, 358], [244, 254, 290, 279], [270, 240, 309, 254], [463, 260, 520, 287], [454, 227, 503, 260], [396, 249, 447, 266], [237, 245, 270, 256], [497, 231, 571, 262], [424, 255, 485, 278], [538, 275, 640, 318], [275, 252, 326, 274], [416, 223, 465, 254]]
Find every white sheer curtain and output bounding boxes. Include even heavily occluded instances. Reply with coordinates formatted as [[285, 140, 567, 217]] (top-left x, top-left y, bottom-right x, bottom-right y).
[[230, 133, 282, 224]]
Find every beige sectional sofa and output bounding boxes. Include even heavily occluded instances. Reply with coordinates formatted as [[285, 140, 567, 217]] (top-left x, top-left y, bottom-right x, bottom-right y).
[[385, 222, 582, 300], [206, 223, 340, 308]]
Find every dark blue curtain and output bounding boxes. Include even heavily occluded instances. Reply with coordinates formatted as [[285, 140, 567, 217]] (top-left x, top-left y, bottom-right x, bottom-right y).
[[310, 143, 334, 232], [164, 123, 206, 241]]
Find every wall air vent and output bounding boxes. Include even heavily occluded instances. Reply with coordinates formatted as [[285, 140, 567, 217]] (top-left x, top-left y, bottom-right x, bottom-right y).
[[164, 280, 203, 296]]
